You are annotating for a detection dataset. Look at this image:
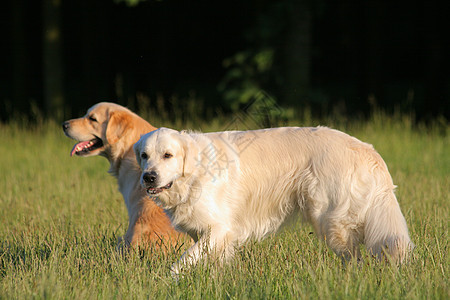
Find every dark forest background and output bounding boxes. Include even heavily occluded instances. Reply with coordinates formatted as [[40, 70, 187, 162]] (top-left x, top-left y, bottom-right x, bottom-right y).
[[1, 0, 449, 123]]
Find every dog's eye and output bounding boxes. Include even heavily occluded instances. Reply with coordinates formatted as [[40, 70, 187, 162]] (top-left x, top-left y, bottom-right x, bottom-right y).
[[141, 153, 148, 160], [88, 115, 97, 122], [163, 153, 173, 159]]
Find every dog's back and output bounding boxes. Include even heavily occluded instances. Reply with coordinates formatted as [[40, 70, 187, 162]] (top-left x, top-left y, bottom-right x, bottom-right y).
[[207, 127, 412, 261]]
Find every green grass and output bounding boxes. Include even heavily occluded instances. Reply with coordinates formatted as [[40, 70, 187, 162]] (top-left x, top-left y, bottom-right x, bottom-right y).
[[0, 112, 448, 299]]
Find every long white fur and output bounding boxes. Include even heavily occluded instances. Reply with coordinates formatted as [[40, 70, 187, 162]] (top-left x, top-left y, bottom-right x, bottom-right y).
[[134, 126, 413, 275]]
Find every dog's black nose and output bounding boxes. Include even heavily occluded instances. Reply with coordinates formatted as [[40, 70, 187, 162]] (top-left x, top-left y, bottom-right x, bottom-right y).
[[62, 121, 69, 131], [143, 171, 158, 185]]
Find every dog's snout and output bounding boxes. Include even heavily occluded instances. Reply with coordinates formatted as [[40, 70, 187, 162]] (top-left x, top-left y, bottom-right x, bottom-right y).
[[62, 121, 70, 132], [143, 171, 158, 185]]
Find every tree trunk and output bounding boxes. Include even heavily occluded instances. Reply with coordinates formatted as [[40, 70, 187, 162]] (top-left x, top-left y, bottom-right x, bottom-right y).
[[42, 0, 64, 120], [11, 0, 28, 112], [283, 0, 312, 107]]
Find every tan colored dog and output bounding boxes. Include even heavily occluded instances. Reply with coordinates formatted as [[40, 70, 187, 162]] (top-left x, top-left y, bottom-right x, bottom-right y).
[[62, 102, 186, 251]]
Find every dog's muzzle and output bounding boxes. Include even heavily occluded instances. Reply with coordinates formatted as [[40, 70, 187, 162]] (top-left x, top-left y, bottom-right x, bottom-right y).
[[142, 171, 173, 195], [142, 171, 158, 186]]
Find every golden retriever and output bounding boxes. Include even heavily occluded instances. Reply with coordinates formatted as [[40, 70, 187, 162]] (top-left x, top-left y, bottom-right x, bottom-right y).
[[62, 102, 186, 251], [134, 126, 413, 275]]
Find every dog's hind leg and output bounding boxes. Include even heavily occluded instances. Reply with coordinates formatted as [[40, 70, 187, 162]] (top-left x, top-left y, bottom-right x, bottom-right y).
[[364, 192, 413, 263], [322, 219, 362, 262]]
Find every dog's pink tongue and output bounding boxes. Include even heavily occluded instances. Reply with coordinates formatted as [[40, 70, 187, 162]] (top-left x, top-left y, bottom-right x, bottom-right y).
[[70, 141, 90, 156]]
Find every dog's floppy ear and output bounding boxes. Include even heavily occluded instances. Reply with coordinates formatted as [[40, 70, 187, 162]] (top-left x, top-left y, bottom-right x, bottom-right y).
[[181, 133, 198, 177], [105, 111, 133, 145], [133, 137, 142, 167]]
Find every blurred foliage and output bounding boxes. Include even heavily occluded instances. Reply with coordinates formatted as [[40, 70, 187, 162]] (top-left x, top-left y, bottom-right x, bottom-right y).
[[218, 1, 285, 110], [113, 0, 149, 7], [3, 0, 448, 122], [218, 49, 274, 111]]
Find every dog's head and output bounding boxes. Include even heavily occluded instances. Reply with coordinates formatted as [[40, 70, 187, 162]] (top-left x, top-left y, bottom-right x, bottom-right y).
[[134, 128, 198, 198], [62, 102, 155, 160]]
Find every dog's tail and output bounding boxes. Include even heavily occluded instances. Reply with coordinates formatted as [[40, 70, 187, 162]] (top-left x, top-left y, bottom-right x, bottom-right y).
[[364, 191, 414, 263]]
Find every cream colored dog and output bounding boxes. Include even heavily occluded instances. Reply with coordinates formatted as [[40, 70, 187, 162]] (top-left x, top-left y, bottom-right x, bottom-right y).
[[134, 126, 413, 275], [62, 103, 186, 250]]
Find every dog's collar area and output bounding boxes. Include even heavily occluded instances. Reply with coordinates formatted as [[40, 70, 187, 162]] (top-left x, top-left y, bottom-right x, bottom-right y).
[[146, 182, 173, 196], [70, 136, 104, 156]]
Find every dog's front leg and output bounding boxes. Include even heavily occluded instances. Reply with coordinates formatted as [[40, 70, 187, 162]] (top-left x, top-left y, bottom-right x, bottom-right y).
[[170, 239, 204, 278], [171, 227, 231, 279]]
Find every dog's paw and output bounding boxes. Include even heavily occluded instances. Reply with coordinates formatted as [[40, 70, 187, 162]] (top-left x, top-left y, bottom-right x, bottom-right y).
[[170, 263, 183, 282], [116, 236, 131, 255]]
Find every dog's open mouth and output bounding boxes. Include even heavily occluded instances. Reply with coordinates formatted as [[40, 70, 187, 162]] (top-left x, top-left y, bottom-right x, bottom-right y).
[[70, 136, 104, 156], [146, 182, 173, 196]]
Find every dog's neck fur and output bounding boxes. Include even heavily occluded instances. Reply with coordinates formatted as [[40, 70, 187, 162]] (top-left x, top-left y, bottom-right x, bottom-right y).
[[102, 114, 156, 212], [106, 114, 156, 177], [162, 175, 203, 238]]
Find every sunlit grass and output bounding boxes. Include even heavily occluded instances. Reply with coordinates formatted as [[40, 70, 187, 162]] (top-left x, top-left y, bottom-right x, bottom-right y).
[[0, 112, 448, 298]]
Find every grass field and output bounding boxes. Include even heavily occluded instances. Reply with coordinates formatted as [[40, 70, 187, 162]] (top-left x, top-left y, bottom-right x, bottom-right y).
[[0, 111, 448, 299]]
